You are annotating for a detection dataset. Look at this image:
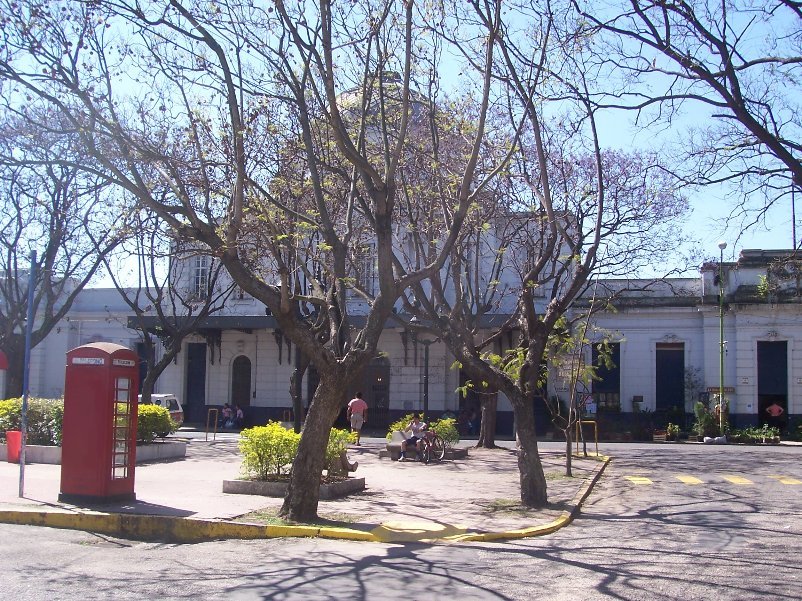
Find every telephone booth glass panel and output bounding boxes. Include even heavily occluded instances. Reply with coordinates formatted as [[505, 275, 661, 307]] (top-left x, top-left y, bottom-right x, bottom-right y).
[[112, 377, 132, 480]]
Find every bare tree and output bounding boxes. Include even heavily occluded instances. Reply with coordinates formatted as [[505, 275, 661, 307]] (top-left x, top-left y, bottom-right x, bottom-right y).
[[404, 0, 692, 507], [100, 211, 235, 408], [0, 123, 122, 397], [0, 0, 500, 520], [574, 0, 802, 242]]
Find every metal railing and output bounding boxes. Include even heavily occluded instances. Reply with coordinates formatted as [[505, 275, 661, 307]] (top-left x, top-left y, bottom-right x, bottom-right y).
[[206, 408, 219, 441]]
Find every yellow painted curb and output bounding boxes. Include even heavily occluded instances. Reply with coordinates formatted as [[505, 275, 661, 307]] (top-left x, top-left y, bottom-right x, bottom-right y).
[[370, 520, 468, 543], [318, 526, 378, 541], [444, 454, 611, 543]]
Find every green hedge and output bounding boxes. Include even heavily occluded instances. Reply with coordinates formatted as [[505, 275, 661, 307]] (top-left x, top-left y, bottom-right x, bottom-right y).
[[728, 425, 780, 444], [238, 421, 355, 481], [385, 413, 460, 448], [430, 417, 459, 449], [136, 404, 176, 443], [0, 397, 175, 445], [0, 398, 64, 446], [239, 422, 300, 479]]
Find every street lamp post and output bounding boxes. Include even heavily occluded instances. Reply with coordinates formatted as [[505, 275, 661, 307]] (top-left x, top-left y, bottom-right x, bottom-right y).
[[718, 240, 727, 434], [408, 316, 436, 418], [418, 338, 436, 417]]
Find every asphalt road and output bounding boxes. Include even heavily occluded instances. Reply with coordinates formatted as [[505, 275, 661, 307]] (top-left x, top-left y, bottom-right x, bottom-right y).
[[1, 443, 799, 600]]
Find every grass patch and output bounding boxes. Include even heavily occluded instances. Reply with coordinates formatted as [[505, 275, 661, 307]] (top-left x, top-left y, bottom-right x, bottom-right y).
[[481, 498, 538, 516], [234, 507, 360, 526], [570, 452, 607, 462], [234, 508, 287, 526], [544, 471, 573, 481]]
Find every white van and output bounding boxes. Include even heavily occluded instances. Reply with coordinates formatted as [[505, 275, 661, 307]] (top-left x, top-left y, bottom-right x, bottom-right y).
[[138, 393, 184, 428]]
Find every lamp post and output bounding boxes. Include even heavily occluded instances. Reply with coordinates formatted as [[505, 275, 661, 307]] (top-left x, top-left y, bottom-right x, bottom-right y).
[[718, 240, 727, 434], [408, 316, 436, 417], [419, 338, 435, 417]]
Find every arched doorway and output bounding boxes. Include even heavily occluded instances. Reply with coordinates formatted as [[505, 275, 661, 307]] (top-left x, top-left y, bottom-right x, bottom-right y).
[[231, 355, 252, 408]]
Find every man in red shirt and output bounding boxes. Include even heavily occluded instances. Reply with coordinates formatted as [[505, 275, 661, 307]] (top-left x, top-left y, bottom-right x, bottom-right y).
[[765, 401, 785, 432], [347, 392, 369, 445]]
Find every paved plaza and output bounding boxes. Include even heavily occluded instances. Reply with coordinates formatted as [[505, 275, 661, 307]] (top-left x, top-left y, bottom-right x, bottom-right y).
[[0, 436, 605, 543]]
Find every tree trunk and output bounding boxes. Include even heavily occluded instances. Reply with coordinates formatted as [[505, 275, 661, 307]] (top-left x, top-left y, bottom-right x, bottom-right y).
[[140, 373, 156, 404], [290, 349, 310, 434], [564, 427, 573, 477], [512, 399, 548, 507], [280, 371, 349, 522], [140, 344, 180, 406], [3, 338, 25, 398], [476, 392, 498, 448]]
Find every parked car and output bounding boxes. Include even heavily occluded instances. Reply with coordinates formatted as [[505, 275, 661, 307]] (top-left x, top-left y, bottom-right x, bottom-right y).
[[138, 393, 184, 428]]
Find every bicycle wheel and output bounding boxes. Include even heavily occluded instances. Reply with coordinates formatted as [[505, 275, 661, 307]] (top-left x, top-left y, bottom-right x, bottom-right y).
[[420, 442, 431, 464], [431, 436, 446, 461]]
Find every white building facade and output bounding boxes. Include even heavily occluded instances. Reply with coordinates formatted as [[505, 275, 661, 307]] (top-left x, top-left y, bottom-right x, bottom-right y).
[[7, 249, 800, 436]]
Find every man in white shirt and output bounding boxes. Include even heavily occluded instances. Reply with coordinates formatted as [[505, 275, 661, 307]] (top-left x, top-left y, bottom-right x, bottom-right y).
[[398, 413, 426, 461]]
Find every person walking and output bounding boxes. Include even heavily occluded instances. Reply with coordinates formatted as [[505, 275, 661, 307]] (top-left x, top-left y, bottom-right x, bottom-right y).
[[347, 392, 369, 445], [765, 401, 785, 432]]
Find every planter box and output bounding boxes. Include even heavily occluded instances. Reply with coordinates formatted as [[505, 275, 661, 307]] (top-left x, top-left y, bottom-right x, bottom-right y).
[[0, 443, 61, 463], [223, 477, 365, 500], [379, 446, 468, 461], [0, 440, 187, 464], [135, 441, 188, 462]]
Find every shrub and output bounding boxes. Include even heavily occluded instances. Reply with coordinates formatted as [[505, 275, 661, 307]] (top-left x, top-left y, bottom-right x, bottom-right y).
[[0, 397, 175, 446], [239, 423, 355, 481], [326, 427, 356, 466], [239, 422, 301, 480], [0, 397, 64, 445], [386, 413, 420, 440], [136, 404, 176, 443], [429, 417, 459, 449], [692, 401, 719, 437], [385, 414, 459, 449], [759, 424, 780, 440]]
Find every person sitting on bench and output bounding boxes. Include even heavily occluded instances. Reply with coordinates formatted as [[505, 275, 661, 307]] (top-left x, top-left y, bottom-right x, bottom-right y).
[[398, 413, 426, 462]]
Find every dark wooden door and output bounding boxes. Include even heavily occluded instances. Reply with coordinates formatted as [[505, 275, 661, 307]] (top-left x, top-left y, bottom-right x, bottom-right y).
[[185, 343, 207, 423], [231, 355, 252, 408], [758, 341, 787, 427], [655, 344, 685, 428]]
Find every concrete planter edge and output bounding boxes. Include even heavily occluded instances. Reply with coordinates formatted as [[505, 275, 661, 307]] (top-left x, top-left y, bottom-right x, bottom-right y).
[[0, 440, 187, 464], [222, 477, 366, 500]]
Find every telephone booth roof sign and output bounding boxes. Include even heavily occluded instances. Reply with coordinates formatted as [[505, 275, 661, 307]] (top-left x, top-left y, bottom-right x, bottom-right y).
[[68, 341, 133, 356]]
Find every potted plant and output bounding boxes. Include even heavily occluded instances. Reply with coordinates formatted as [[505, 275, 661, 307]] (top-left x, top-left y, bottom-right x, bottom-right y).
[[760, 424, 780, 444], [666, 423, 680, 441], [692, 401, 718, 440]]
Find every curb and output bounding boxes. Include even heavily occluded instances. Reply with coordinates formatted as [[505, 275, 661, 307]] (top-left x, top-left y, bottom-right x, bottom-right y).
[[0, 455, 610, 544], [445, 453, 611, 542]]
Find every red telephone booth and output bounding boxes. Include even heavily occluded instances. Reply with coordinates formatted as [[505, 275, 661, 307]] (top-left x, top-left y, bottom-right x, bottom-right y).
[[59, 342, 139, 503]]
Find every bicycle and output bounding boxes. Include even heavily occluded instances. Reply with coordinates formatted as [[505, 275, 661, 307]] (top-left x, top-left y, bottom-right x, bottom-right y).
[[418, 429, 446, 464]]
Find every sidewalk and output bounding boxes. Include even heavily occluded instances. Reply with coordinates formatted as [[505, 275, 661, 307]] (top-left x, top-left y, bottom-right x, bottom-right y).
[[0, 437, 608, 543]]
